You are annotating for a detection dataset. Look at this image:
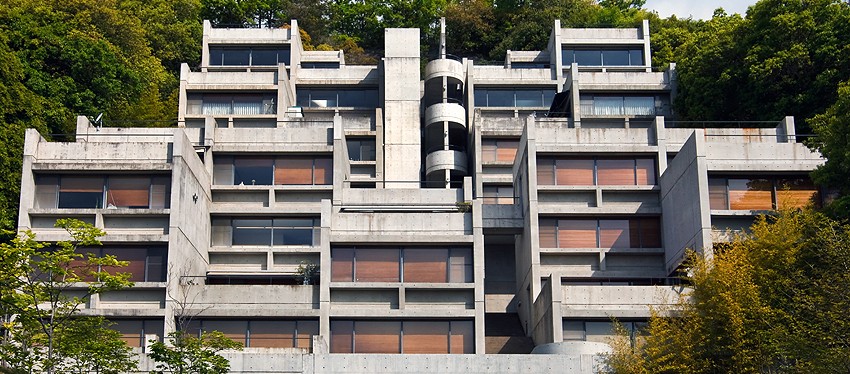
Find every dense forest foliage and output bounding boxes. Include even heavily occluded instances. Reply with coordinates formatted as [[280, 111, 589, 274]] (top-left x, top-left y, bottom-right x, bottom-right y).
[[0, 0, 848, 235]]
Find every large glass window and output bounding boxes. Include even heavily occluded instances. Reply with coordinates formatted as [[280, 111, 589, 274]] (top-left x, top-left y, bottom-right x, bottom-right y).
[[209, 46, 291, 66], [539, 218, 661, 249], [74, 247, 167, 282], [296, 88, 379, 108], [186, 93, 277, 115], [537, 157, 656, 186], [562, 48, 644, 66], [481, 139, 518, 163], [35, 175, 170, 209], [482, 186, 514, 205], [330, 320, 473, 354], [331, 247, 473, 283], [213, 218, 319, 246], [474, 88, 555, 108], [184, 320, 317, 350], [214, 156, 333, 185], [347, 139, 377, 161], [708, 177, 819, 210], [111, 319, 164, 349], [563, 320, 646, 344], [579, 95, 657, 116]]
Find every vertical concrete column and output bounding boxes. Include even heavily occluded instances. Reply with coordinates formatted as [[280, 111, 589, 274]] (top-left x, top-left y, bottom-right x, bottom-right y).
[[779, 116, 796, 143], [472, 199, 486, 353], [668, 63, 678, 110], [319, 199, 332, 341], [332, 114, 344, 204], [642, 19, 652, 70], [178, 64, 190, 124], [570, 63, 581, 128], [17, 129, 41, 230], [375, 108, 385, 185], [550, 275, 563, 343], [655, 116, 668, 175], [201, 20, 211, 72], [551, 20, 563, 90], [382, 29, 422, 188]]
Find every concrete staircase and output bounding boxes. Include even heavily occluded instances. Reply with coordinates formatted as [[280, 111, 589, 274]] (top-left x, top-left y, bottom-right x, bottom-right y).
[[484, 313, 535, 354]]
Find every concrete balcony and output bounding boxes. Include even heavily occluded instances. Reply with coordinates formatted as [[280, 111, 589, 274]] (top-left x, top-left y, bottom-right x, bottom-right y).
[[425, 58, 465, 83], [185, 70, 278, 88], [425, 102, 466, 128], [425, 150, 468, 175], [561, 285, 685, 318], [190, 285, 320, 316]]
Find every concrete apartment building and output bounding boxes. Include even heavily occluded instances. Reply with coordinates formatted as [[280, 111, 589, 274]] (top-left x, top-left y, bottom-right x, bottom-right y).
[[17, 19, 822, 373]]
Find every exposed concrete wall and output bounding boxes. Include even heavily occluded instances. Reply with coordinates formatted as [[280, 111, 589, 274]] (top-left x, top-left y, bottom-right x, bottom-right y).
[[532, 275, 562, 345], [382, 29, 421, 187], [166, 130, 213, 333], [561, 285, 685, 318], [133, 352, 604, 373], [659, 131, 711, 273], [513, 116, 542, 336]]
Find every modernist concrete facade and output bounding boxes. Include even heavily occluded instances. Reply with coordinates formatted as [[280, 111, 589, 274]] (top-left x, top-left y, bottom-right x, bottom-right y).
[[17, 19, 822, 373]]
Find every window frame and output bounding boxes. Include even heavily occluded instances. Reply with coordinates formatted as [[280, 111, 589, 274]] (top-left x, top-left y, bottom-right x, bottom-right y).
[[331, 247, 473, 283], [539, 217, 662, 249]]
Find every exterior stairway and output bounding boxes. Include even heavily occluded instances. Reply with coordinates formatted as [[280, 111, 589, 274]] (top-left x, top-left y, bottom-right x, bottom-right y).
[[485, 313, 535, 354]]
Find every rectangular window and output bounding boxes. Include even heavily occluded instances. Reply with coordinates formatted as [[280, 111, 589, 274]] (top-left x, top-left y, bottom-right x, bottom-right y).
[[537, 157, 656, 186], [708, 176, 819, 210], [186, 93, 276, 115], [562, 48, 644, 66], [214, 156, 333, 186], [112, 319, 164, 349], [225, 218, 319, 246], [481, 139, 518, 163], [347, 139, 377, 161], [331, 247, 473, 283], [474, 88, 555, 107], [209, 46, 291, 66], [296, 88, 379, 108], [579, 95, 658, 117], [482, 186, 514, 205], [38, 175, 170, 209], [58, 177, 104, 208], [77, 247, 167, 282], [330, 320, 474, 354], [184, 320, 316, 350], [355, 249, 400, 282], [539, 218, 661, 249]]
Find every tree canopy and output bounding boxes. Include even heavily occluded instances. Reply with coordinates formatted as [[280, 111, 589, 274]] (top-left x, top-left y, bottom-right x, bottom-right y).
[[603, 209, 850, 373]]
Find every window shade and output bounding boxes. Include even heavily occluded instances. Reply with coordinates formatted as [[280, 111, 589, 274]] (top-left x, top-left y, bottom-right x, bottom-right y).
[[331, 248, 354, 282], [330, 321, 353, 353], [597, 159, 635, 185], [556, 159, 594, 186], [403, 322, 449, 354], [559, 220, 597, 248], [107, 177, 150, 208], [403, 249, 448, 283], [355, 249, 400, 282], [355, 321, 400, 353], [728, 179, 772, 210], [277, 158, 313, 185]]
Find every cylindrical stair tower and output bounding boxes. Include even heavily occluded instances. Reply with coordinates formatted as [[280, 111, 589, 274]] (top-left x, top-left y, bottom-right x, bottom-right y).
[[422, 20, 468, 188]]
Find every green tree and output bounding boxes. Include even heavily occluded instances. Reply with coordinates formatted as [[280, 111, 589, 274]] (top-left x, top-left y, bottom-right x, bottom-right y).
[[0, 219, 136, 373], [673, 0, 850, 132], [809, 80, 850, 221], [148, 331, 243, 374], [603, 209, 850, 373]]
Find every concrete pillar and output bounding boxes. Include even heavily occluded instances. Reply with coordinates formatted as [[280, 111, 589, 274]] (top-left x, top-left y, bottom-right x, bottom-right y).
[[382, 29, 422, 188], [570, 63, 581, 128]]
